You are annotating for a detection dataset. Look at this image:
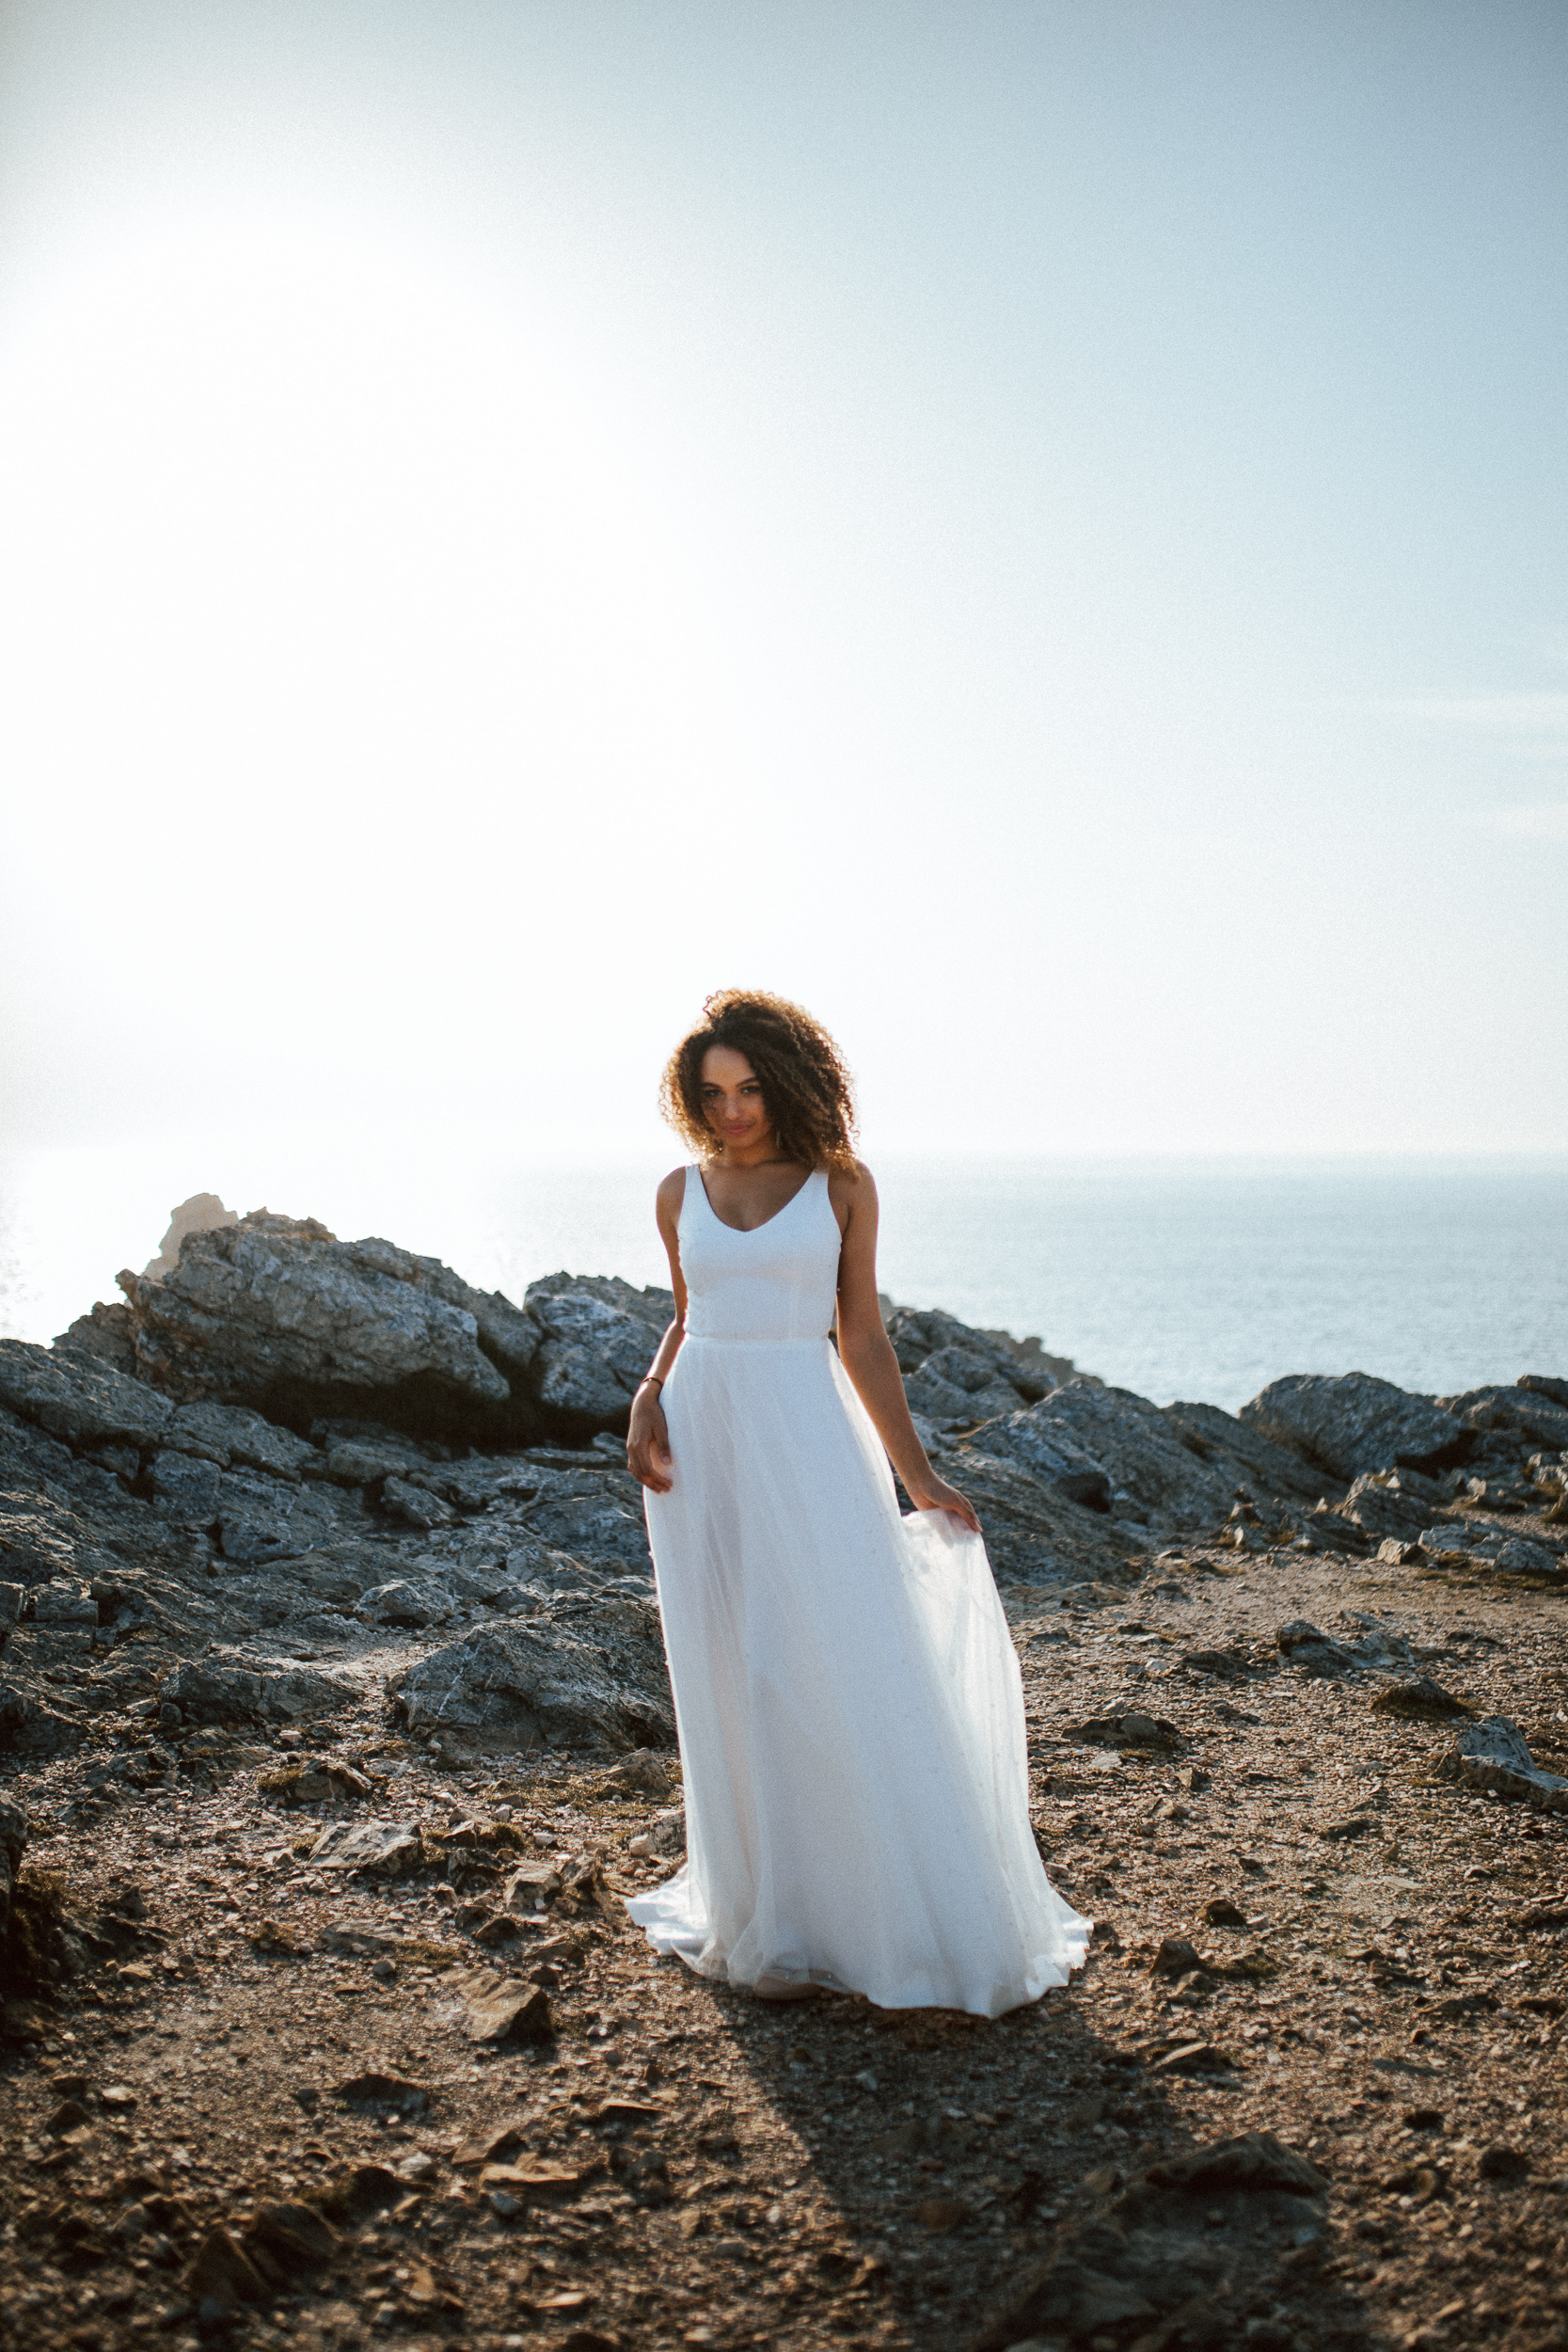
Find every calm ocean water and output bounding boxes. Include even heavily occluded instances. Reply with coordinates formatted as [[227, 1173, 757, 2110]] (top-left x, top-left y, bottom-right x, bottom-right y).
[[0, 1146, 1563, 1415]]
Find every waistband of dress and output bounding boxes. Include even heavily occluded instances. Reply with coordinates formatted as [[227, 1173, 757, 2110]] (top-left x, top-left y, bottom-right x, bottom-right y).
[[679, 1333, 832, 1349]]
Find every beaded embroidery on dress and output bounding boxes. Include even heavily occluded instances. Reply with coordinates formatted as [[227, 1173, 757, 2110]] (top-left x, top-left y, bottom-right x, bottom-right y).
[[626, 1164, 1091, 2015]]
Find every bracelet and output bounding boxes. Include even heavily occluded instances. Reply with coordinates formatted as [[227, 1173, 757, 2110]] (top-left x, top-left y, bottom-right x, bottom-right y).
[[639, 1375, 664, 1395]]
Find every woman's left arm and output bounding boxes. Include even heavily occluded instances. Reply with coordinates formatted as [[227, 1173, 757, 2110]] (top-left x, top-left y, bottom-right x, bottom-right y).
[[831, 1163, 982, 1534]]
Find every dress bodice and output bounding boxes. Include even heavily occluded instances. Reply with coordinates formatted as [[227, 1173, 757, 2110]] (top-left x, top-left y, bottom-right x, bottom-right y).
[[678, 1164, 841, 1342]]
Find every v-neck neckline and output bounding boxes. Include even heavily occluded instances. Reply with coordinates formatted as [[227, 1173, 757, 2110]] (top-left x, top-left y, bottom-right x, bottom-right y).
[[694, 1165, 817, 1235]]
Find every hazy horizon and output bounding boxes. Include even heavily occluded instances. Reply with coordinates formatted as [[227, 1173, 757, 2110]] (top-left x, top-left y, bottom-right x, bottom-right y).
[[3, 1139, 1563, 1413]]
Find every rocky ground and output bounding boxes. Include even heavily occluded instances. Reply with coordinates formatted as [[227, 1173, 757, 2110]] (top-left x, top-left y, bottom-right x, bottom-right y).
[[3, 1200, 1568, 2352]]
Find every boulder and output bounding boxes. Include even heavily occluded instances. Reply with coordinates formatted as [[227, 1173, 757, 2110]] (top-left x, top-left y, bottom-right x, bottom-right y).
[[388, 1606, 675, 1756], [1495, 1536, 1563, 1578], [163, 1651, 367, 1726], [117, 1213, 687, 1445], [451, 1968, 553, 2044], [1159, 1400, 1326, 1504], [1421, 1524, 1563, 1576], [981, 1406, 1113, 1508], [1439, 1717, 1568, 1813], [1435, 1384, 1568, 1455], [124, 1214, 515, 1434], [885, 1307, 1059, 1403], [1371, 1675, 1471, 1722], [1521, 1374, 1568, 1410], [1338, 1473, 1436, 1546], [1276, 1620, 1360, 1677], [1240, 1372, 1474, 1481], [308, 1820, 425, 1878], [523, 1275, 673, 1437], [923, 1445, 1132, 1586], [1003, 1379, 1232, 1529], [0, 1340, 172, 1454]]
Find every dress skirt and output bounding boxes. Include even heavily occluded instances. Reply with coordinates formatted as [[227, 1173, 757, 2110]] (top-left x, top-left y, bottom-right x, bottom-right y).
[[626, 1332, 1091, 2017]]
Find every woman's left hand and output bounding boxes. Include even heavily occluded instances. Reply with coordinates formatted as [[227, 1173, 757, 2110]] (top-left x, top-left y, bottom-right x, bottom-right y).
[[905, 1474, 982, 1534]]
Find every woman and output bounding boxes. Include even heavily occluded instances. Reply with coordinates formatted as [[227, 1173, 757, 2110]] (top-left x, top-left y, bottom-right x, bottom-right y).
[[625, 990, 1089, 2015]]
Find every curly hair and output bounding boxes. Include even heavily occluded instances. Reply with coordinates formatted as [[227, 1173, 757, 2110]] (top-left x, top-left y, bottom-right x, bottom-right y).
[[660, 990, 860, 1172]]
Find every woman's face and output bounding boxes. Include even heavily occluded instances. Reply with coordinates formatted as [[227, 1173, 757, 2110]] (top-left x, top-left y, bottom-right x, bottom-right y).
[[699, 1045, 772, 1153]]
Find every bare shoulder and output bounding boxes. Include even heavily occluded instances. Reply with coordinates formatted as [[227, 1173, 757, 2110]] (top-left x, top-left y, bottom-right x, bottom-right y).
[[828, 1159, 878, 1232], [656, 1166, 689, 1219]]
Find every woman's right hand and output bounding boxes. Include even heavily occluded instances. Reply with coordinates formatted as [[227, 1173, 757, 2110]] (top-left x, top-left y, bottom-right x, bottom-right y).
[[626, 1389, 674, 1493]]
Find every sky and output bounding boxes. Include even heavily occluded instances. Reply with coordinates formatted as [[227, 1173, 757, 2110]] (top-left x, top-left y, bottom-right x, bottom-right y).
[[1, 0, 1565, 1172]]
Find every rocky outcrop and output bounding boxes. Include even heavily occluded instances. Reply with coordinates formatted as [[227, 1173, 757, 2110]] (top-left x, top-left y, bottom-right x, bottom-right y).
[[1, 1186, 1562, 1781], [121, 1216, 517, 1435], [95, 1207, 676, 1449], [1240, 1372, 1475, 1481]]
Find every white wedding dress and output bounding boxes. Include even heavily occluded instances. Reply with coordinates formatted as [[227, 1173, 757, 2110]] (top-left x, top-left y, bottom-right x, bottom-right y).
[[626, 1166, 1091, 2016]]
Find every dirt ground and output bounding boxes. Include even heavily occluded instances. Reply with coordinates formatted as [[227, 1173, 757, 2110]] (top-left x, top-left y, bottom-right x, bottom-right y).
[[5, 1518, 1568, 2352]]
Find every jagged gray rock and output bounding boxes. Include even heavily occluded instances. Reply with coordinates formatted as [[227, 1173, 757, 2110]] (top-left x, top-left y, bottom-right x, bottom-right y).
[[387, 1606, 675, 1756], [885, 1306, 1064, 1430], [163, 1402, 316, 1480], [1421, 1523, 1563, 1575], [162, 1652, 369, 1725], [1005, 1379, 1233, 1530], [52, 1300, 138, 1375], [1440, 1716, 1568, 1812], [0, 1341, 172, 1454], [1160, 1401, 1331, 1505], [522, 1274, 673, 1435], [925, 1444, 1132, 1587], [977, 1406, 1114, 1509], [1435, 1384, 1568, 1456], [1241, 1372, 1474, 1481], [124, 1215, 515, 1429], [1276, 1620, 1360, 1676], [1338, 1473, 1436, 1546]]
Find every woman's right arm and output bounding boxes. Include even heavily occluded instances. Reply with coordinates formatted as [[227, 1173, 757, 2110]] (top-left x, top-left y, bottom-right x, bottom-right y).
[[626, 1168, 689, 1494]]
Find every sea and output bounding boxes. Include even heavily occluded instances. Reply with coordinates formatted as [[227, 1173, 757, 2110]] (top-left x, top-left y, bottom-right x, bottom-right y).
[[1, 1144, 1563, 1417]]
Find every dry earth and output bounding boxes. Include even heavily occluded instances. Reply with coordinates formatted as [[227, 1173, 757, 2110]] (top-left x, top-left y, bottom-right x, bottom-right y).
[[6, 1516, 1568, 2352]]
